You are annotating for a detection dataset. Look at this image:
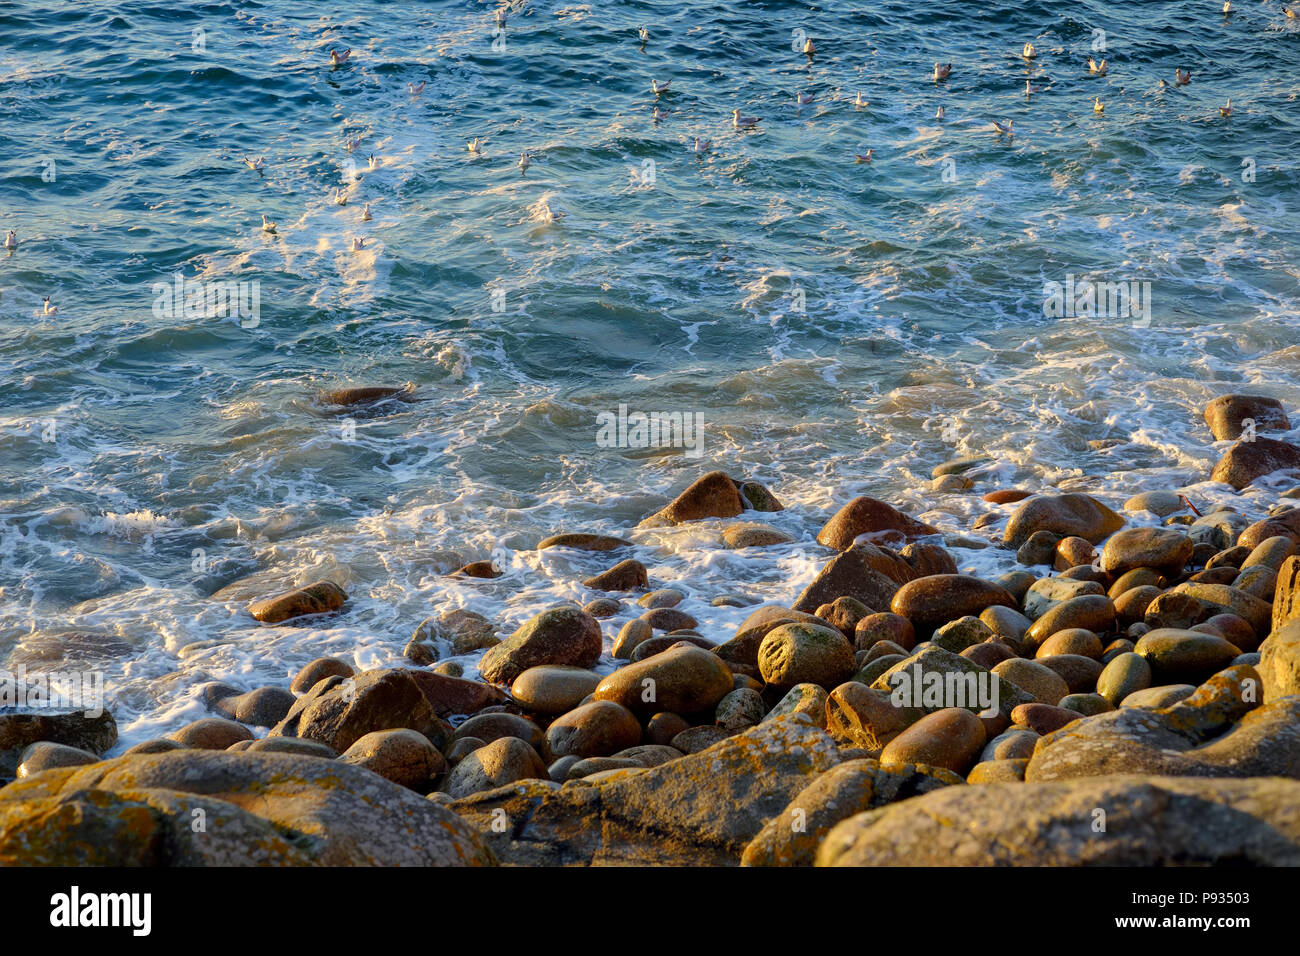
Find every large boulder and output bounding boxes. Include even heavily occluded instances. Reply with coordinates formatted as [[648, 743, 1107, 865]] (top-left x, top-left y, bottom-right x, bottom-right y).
[[1003, 494, 1124, 549], [0, 750, 493, 866], [817, 775, 1300, 866], [791, 544, 914, 613], [269, 669, 436, 752], [1210, 437, 1300, 490], [478, 606, 602, 685], [593, 643, 734, 717], [443, 715, 840, 865], [1203, 394, 1289, 441], [246, 581, 347, 624], [1099, 527, 1193, 576], [816, 497, 939, 550], [1260, 619, 1300, 703], [889, 575, 1017, 635], [641, 471, 744, 525]]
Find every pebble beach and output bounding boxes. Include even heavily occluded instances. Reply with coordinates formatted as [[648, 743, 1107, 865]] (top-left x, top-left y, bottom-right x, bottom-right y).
[[2, 0, 1300, 870]]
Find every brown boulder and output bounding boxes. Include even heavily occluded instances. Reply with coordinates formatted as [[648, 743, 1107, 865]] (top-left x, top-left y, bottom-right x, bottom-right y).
[[1211, 437, 1300, 490], [247, 581, 346, 624], [816, 497, 939, 550], [1003, 494, 1124, 548], [478, 607, 603, 685]]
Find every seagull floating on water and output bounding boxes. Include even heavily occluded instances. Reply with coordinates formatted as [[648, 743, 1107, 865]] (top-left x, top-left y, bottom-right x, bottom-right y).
[[732, 108, 761, 129], [795, 90, 816, 105], [639, 26, 649, 43], [855, 91, 868, 108], [334, 188, 348, 206], [1094, 96, 1105, 113], [361, 203, 372, 222], [1286, 6, 1298, 18], [690, 137, 712, 154], [329, 48, 351, 66], [42, 296, 57, 316], [345, 138, 362, 153], [261, 214, 277, 234], [1088, 56, 1107, 75], [1023, 43, 1036, 59], [1220, 98, 1233, 117], [803, 37, 816, 56], [855, 149, 873, 163], [935, 105, 946, 120], [934, 62, 952, 81], [518, 150, 531, 171], [367, 153, 378, 170], [992, 119, 1014, 136], [1025, 79, 1044, 96], [242, 155, 265, 173], [351, 237, 366, 251], [468, 137, 483, 155], [652, 106, 666, 123], [4, 231, 16, 250], [496, 9, 507, 26], [1223, 1, 1233, 14], [652, 79, 671, 95], [1176, 68, 1191, 85], [409, 81, 425, 95]]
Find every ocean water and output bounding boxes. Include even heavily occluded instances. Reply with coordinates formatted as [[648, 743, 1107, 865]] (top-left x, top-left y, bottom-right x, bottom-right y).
[[1, 0, 1299, 747]]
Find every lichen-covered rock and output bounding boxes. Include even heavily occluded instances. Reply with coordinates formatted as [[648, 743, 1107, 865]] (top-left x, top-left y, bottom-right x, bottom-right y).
[[740, 757, 961, 866], [816, 775, 1300, 866], [445, 715, 841, 865], [1026, 664, 1300, 781], [0, 750, 494, 865]]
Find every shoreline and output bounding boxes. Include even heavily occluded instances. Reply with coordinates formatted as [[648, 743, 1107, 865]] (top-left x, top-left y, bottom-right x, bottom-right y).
[[2, 391, 1300, 865]]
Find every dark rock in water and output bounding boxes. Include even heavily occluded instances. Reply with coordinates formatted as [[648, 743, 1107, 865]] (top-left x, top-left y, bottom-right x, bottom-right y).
[[642, 471, 745, 526], [445, 716, 839, 865], [247, 581, 346, 624], [478, 607, 602, 685], [639, 607, 697, 632], [403, 640, 438, 665], [270, 669, 436, 752], [898, 541, 958, 577], [0, 750, 493, 865], [791, 544, 911, 614], [1211, 437, 1300, 490], [1003, 493, 1124, 548], [1203, 394, 1289, 441], [738, 480, 784, 512], [740, 757, 960, 866], [816, 774, 1300, 866], [412, 608, 498, 655], [452, 560, 501, 579], [582, 558, 648, 592], [291, 657, 354, 693], [816, 496, 939, 550], [537, 533, 634, 551], [583, 597, 622, 618], [722, 522, 793, 548], [7, 631, 133, 669], [318, 384, 414, 408], [213, 686, 296, 728], [1016, 530, 1061, 566]]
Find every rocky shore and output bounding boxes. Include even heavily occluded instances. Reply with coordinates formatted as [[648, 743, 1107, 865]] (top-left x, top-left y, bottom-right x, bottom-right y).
[[3, 392, 1300, 866]]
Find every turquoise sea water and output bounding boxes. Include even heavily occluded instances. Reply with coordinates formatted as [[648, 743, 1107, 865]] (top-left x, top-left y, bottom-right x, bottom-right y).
[[1, 0, 1299, 744]]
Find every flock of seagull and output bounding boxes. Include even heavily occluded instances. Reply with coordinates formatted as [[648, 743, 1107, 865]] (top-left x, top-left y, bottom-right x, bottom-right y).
[[5, 1, 1292, 317]]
